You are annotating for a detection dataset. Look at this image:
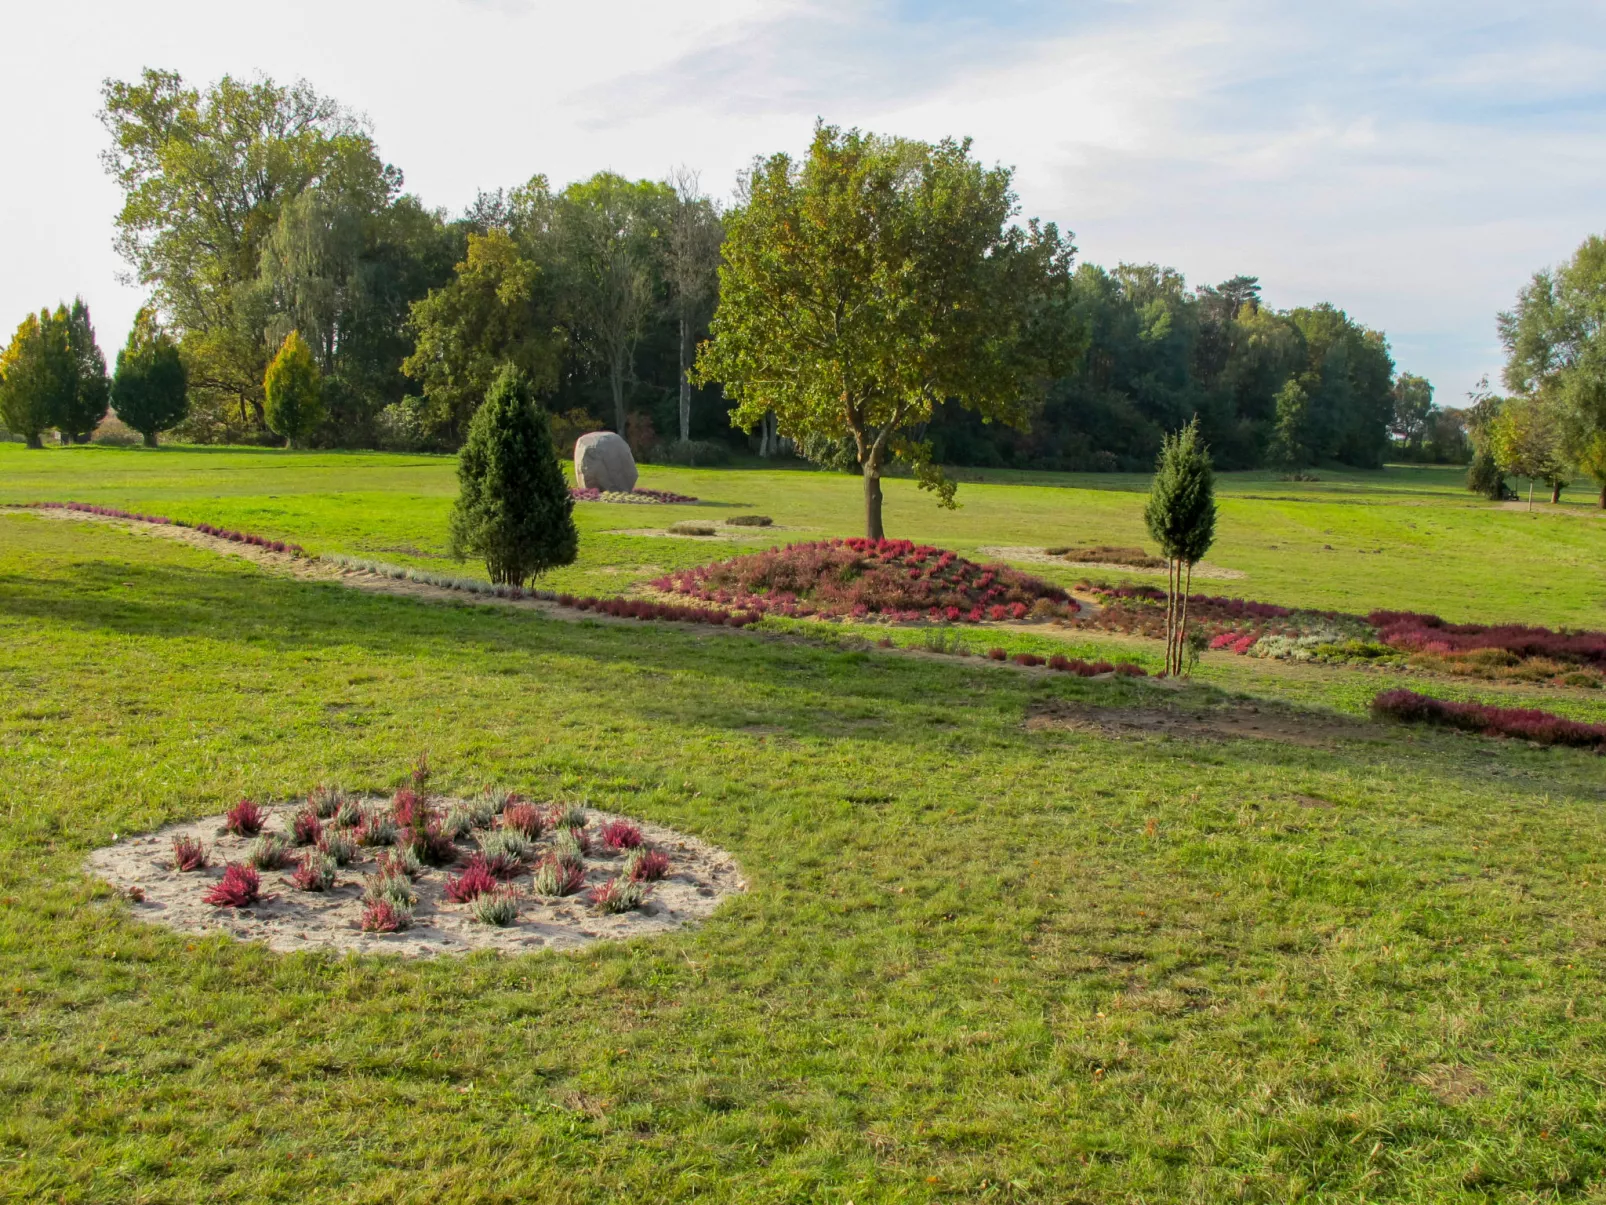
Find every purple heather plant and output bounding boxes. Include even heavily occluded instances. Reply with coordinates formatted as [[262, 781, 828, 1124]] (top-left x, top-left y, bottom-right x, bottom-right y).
[[224, 799, 265, 837], [290, 808, 323, 846], [445, 855, 499, 903], [171, 834, 207, 872], [203, 864, 261, 907], [623, 847, 671, 883], [599, 820, 643, 851]]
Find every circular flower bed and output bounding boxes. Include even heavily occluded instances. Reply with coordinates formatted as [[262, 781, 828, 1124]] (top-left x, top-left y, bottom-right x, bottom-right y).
[[89, 774, 743, 958], [569, 487, 698, 504], [653, 538, 1077, 622]]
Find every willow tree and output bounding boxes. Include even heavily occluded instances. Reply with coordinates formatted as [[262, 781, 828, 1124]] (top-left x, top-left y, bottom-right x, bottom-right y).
[[1144, 420, 1217, 677], [694, 123, 1075, 538]]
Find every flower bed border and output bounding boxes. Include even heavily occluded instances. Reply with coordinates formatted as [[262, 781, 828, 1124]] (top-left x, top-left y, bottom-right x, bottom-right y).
[[1370, 688, 1606, 750]]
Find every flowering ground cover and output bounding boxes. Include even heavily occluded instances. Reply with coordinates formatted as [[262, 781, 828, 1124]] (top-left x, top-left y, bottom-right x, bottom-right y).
[[569, 486, 698, 504], [1372, 688, 1606, 749], [655, 537, 1077, 622]]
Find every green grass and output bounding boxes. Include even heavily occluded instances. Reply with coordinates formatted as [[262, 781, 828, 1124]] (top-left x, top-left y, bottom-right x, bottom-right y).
[[3, 443, 1605, 627], [5, 514, 1606, 1201]]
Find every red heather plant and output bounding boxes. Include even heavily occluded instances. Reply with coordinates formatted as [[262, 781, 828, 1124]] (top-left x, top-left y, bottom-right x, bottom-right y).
[[599, 819, 642, 851], [1369, 611, 1606, 670], [445, 855, 499, 903], [1371, 688, 1606, 749], [171, 834, 207, 871], [502, 803, 545, 839], [987, 648, 1007, 661], [290, 809, 322, 846], [482, 850, 524, 880], [360, 899, 412, 933], [623, 847, 670, 883], [531, 855, 586, 897], [391, 788, 425, 826], [1010, 652, 1045, 667], [589, 876, 646, 914], [224, 799, 265, 837], [203, 864, 261, 908], [399, 820, 457, 867], [289, 851, 337, 892]]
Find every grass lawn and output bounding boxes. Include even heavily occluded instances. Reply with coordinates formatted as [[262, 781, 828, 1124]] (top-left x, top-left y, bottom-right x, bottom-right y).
[[4, 512, 1606, 1202], [2, 443, 1604, 628]]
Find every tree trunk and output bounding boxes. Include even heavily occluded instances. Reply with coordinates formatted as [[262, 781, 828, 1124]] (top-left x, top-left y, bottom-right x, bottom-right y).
[[610, 351, 628, 438], [678, 316, 691, 444], [142, 431, 158, 448], [1528, 479, 1535, 511], [1599, 482, 1605, 509], [24, 432, 42, 450], [863, 463, 885, 540], [1551, 481, 1563, 504], [1180, 561, 1195, 677]]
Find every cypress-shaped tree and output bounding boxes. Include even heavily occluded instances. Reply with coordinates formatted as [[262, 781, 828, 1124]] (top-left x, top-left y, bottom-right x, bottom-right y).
[[1143, 418, 1217, 676], [60, 298, 110, 443], [0, 309, 75, 448], [448, 364, 578, 585], [263, 330, 324, 448], [111, 308, 189, 446]]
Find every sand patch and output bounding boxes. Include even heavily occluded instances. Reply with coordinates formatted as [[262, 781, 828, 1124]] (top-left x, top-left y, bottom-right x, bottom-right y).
[[978, 546, 1246, 580], [88, 799, 744, 959], [1025, 697, 1368, 748]]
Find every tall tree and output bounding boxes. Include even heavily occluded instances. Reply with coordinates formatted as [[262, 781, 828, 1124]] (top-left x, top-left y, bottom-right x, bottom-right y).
[[1144, 419, 1217, 676], [111, 308, 189, 446], [448, 365, 577, 585], [100, 69, 397, 435], [664, 168, 723, 444], [263, 330, 324, 448], [1490, 394, 1567, 509], [0, 309, 75, 448], [554, 173, 670, 441], [60, 299, 111, 443], [1390, 372, 1435, 452], [695, 123, 1076, 537]]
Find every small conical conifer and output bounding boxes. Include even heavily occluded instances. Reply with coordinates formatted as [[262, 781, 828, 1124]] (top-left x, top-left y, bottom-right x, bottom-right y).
[[1143, 418, 1217, 676], [111, 308, 188, 446], [263, 330, 324, 448], [448, 364, 578, 586]]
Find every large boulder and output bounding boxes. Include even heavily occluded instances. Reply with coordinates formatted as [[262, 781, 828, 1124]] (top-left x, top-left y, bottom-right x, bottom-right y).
[[573, 431, 638, 493]]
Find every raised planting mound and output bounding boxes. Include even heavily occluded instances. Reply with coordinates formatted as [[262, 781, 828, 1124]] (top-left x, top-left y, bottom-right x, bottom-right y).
[[569, 487, 697, 504], [1046, 544, 1167, 569], [1370, 688, 1606, 750], [88, 781, 744, 958], [654, 538, 1077, 622], [1368, 611, 1606, 671]]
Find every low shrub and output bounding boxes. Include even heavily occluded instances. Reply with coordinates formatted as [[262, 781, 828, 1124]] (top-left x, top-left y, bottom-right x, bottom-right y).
[[203, 864, 261, 908], [171, 834, 207, 872], [289, 851, 337, 892], [649, 439, 729, 467], [623, 847, 670, 883], [569, 486, 700, 504], [307, 785, 346, 819], [481, 827, 533, 864], [1369, 610, 1606, 670], [502, 803, 546, 839], [224, 799, 265, 837], [532, 855, 586, 897], [439, 807, 475, 840], [289, 809, 322, 846], [360, 899, 412, 933], [18, 502, 309, 556], [445, 855, 499, 903], [589, 877, 646, 914], [726, 515, 773, 527], [1371, 688, 1606, 749], [987, 647, 1007, 661], [599, 819, 642, 851], [363, 870, 417, 909], [247, 833, 290, 870], [318, 830, 356, 866], [469, 887, 520, 926], [1010, 652, 1045, 667], [1559, 670, 1604, 689], [391, 787, 425, 827], [482, 850, 524, 880], [1049, 545, 1166, 569], [356, 809, 398, 847], [670, 521, 718, 536], [377, 846, 423, 879]]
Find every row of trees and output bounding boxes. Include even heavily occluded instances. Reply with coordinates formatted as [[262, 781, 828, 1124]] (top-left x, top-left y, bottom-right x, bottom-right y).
[[1458, 234, 1606, 508], [4, 68, 1433, 477]]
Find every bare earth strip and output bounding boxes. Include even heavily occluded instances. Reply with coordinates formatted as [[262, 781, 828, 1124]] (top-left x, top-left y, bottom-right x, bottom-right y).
[[87, 800, 745, 958], [978, 545, 1247, 580]]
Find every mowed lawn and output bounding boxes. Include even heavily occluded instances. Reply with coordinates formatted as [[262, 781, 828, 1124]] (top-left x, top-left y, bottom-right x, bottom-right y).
[[3, 514, 1606, 1202], [2, 443, 1604, 628]]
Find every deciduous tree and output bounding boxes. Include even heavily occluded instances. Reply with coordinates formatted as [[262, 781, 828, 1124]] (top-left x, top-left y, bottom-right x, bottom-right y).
[[695, 122, 1075, 538], [664, 168, 723, 445]]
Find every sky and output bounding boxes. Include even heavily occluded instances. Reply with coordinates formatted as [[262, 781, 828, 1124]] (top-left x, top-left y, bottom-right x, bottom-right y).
[[3, 0, 1604, 405]]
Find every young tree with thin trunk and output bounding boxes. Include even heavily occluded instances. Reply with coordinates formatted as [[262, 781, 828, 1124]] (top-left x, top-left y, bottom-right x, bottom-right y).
[[694, 123, 1076, 539], [0, 309, 75, 448], [263, 330, 324, 448], [664, 168, 723, 446], [448, 364, 577, 585], [1144, 419, 1218, 677], [111, 308, 189, 446], [1489, 395, 1566, 510]]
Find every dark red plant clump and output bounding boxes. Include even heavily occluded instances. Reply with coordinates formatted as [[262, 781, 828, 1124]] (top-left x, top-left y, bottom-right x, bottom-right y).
[[627, 849, 671, 883], [224, 799, 265, 837], [399, 820, 457, 867], [1010, 652, 1045, 667], [482, 850, 524, 880], [1371, 688, 1606, 749], [171, 834, 207, 871], [653, 538, 1076, 623], [502, 803, 545, 839], [290, 810, 322, 846], [599, 820, 643, 851], [445, 855, 499, 903], [203, 863, 261, 907], [1369, 611, 1606, 669], [987, 648, 1008, 661], [391, 788, 424, 826], [361, 899, 409, 933], [577, 595, 761, 627]]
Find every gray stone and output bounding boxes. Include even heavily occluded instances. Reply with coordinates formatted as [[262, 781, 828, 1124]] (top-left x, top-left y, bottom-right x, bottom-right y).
[[573, 431, 638, 493]]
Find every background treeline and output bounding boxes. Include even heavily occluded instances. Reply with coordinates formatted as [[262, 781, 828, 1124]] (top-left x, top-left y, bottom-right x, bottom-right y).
[[1, 69, 1458, 471]]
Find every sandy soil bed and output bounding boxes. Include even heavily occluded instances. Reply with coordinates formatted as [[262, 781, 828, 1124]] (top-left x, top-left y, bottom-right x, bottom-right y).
[[978, 545, 1247, 580], [87, 799, 745, 959]]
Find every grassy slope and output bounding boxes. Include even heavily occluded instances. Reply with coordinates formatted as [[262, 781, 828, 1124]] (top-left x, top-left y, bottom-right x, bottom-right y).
[[3, 444, 1604, 627], [3, 515, 1606, 1202]]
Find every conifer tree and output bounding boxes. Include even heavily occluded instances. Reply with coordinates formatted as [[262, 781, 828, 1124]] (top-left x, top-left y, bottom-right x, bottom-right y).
[[111, 308, 189, 446], [1143, 418, 1218, 676], [263, 330, 324, 448], [60, 299, 110, 443], [448, 364, 577, 586], [0, 309, 75, 448]]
